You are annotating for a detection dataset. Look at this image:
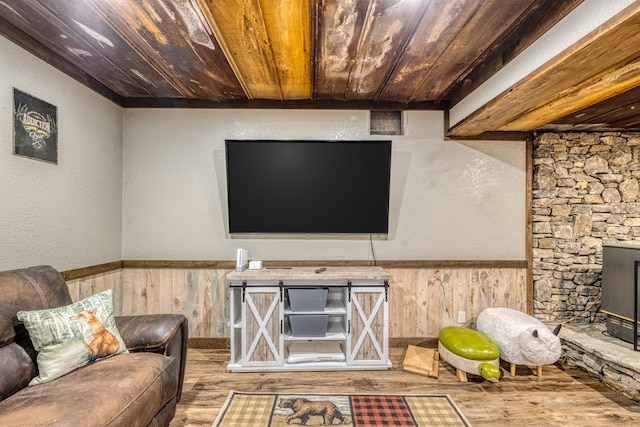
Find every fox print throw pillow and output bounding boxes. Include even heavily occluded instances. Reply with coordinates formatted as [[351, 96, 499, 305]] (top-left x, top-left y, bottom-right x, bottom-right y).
[[17, 289, 128, 385]]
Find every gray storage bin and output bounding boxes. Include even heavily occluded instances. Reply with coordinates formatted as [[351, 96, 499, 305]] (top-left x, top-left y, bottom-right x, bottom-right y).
[[289, 314, 329, 337], [288, 288, 328, 312]]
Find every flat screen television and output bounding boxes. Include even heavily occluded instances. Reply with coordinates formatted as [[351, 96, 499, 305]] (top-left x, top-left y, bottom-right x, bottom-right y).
[[225, 139, 392, 239]]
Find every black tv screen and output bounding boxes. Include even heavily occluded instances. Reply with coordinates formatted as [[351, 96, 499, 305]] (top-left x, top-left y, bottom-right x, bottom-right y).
[[225, 139, 392, 238]]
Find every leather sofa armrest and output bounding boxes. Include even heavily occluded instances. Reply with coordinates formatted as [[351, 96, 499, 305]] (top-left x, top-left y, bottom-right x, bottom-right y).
[[116, 314, 186, 351], [115, 314, 188, 401]]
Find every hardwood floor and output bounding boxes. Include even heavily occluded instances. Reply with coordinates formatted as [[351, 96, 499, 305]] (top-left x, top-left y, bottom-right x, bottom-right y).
[[171, 348, 640, 426]]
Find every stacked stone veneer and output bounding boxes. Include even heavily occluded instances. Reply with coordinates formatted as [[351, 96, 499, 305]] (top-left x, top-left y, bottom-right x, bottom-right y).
[[533, 132, 640, 322]]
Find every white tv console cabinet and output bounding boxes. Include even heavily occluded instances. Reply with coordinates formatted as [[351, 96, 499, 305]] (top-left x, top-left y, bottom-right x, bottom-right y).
[[226, 266, 391, 372]]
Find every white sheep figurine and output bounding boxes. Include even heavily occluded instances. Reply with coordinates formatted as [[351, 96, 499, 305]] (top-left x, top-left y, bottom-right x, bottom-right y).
[[476, 307, 561, 377]]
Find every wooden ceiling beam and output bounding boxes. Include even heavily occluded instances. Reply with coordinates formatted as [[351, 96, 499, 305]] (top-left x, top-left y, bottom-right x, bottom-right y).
[[499, 58, 640, 132], [447, 2, 640, 137], [551, 85, 640, 124]]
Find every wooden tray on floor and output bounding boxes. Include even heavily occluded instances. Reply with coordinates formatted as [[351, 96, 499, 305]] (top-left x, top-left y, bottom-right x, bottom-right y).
[[402, 345, 439, 378]]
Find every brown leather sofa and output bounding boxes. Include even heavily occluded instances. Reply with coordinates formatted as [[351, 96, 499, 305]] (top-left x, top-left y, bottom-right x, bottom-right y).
[[0, 265, 188, 427]]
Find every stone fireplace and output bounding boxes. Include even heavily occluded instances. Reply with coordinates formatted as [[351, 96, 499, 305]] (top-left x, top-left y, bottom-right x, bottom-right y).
[[533, 132, 640, 323], [533, 132, 640, 401]]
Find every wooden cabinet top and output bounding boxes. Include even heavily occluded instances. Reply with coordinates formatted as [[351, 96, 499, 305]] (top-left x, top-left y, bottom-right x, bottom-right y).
[[226, 266, 391, 282]]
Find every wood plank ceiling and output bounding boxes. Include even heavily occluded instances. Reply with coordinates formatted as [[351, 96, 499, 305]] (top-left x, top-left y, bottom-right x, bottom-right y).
[[2, 0, 640, 137]]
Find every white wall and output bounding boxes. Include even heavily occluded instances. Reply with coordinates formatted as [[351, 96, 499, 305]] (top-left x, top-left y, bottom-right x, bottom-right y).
[[0, 36, 123, 271], [123, 109, 526, 261], [0, 34, 527, 269]]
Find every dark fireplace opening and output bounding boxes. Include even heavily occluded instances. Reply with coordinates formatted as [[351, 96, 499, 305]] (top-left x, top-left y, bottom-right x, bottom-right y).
[[602, 245, 640, 348]]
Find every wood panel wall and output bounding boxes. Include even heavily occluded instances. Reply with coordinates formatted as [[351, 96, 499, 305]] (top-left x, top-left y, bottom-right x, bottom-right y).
[[64, 263, 527, 339]]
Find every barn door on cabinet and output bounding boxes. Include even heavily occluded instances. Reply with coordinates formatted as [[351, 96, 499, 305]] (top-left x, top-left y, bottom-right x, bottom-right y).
[[347, 286, 388, 366], [242, 287, 283, 366]]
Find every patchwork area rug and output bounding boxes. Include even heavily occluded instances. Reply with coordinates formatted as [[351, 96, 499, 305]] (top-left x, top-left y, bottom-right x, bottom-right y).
[[213, 391, 471, 426]]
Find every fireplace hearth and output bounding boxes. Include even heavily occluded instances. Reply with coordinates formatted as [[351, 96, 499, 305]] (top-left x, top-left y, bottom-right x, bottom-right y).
[[559, 322, 640, 402]]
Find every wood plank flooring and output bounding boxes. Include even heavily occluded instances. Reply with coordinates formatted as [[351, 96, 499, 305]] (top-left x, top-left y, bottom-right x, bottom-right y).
[[170, 348, 640, 426]]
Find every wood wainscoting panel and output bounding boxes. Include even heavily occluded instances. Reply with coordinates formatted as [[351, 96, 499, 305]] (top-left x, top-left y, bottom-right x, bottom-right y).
[[63, 263, 527, 339], [120, 268, 230, 339], [66, 267, 229, 339], [387, 267, 527, 337], [66, 268, 124, 315]]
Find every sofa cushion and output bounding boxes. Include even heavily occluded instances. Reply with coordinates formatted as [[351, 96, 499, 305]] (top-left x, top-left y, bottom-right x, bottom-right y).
[[0, 352, 179, 427], [0, 265, 71, 347], [0, 343, 37, 401], [17, 290, 127, 385]]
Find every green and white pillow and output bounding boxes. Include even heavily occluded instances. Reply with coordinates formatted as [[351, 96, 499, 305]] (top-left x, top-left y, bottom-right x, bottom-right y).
[[17, 289, 128, 385]]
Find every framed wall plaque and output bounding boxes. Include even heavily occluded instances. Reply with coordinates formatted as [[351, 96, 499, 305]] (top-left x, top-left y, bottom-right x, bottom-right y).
[[13, 88, 58, 164]]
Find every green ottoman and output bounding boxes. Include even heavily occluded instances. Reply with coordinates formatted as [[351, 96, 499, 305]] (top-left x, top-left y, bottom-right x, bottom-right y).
[[438, 326, 501, 382]]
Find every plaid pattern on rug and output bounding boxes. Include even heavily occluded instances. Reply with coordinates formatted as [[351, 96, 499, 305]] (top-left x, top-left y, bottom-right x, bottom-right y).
[[215, 393, 275, 426], [350, 395, 416, 425], [213, 392, 470, 427]]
